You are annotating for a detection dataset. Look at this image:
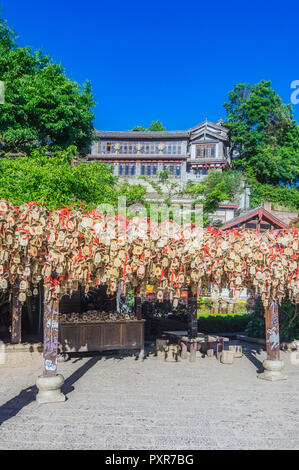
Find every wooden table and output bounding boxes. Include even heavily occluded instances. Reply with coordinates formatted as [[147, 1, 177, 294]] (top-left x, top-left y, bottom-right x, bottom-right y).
[[163, 330, 229, 362]]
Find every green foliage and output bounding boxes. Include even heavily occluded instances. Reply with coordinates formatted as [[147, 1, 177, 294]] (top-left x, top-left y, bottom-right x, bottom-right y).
[[139, 169, 181, 208], [250, 182, 299, 211], [223, 80, 299, 186], [244, 298, 265, 338], [0, 17, 95, 154], [131, 126, 147, 131], [197, 313, 251, 334], [0, 146, 146, 210], [197, 298, 248, 315], [203, 170, 243, 200], [184, 181, 205, 196], [130, 120, 166, 132], [117, 180, 147, 205], [245, 297, 299, 341], [185, 169, 243, 224], [148, 120, 166, 131]]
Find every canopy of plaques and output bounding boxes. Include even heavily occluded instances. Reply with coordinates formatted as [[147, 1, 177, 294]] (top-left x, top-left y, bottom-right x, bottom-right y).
[[0, 200, 298, 307]]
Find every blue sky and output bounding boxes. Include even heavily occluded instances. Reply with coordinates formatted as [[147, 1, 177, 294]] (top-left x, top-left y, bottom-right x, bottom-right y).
[[2, 0, 299, 130]]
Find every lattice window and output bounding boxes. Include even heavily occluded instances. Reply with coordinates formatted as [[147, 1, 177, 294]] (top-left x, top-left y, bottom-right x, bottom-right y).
[[196, 144, 216, 158]]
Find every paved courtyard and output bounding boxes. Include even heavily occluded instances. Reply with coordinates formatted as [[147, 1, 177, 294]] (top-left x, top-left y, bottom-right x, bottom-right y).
[[0, 341, 299, 450]]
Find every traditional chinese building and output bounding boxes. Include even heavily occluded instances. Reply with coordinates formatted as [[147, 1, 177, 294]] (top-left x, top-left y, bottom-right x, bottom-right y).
[[221, 205, 289, 231], [87, 119, 231, 185]]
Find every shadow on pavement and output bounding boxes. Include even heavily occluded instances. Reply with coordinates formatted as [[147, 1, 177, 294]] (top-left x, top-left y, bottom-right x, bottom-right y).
[[242, 345, 264, 374], [0, 356, 101, 426]]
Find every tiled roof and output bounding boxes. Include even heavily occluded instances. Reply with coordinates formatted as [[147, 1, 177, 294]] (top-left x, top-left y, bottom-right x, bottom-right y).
[[86, 154, 187, 161], [94, 130, 189, 139], [221, 206, 288, 229]]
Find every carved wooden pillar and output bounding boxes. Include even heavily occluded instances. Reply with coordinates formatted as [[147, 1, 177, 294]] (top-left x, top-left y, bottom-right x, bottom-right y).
[[11, 283, 22, 344], [265, 300, 280, 361], [36, 296, 65, 403], [187, 287, 198, 338], [42, 299, 60, 377], [259, 299, 287, 381]]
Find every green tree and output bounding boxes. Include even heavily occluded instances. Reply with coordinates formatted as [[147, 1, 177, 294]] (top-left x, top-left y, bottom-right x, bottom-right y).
[[130, 126, 147, 132], [0, 146, 146, 210], [117, 180, 147, 206], [250, 182, 299, 211], [0, 17, 95, 154], [185, 169, 243, 224], [139, 169, 182, 208], [223, 80, 299, 186], [148, 120, 166, 131], [130, 120, 166, 132]]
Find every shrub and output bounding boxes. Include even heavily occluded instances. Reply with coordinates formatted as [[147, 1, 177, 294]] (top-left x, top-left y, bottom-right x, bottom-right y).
[[197, 314, 251, 333]]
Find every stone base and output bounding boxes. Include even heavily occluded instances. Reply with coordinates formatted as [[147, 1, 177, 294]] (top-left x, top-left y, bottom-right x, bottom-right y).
[[229, 345, 243, 358], [258, 360, 288, 381], [36, 374, 66, 404], [164, 344, 180, 362], [220, 350, 234, 364]]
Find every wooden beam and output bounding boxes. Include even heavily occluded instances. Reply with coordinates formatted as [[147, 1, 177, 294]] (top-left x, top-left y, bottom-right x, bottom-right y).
[[43, 299, 60, 377], [11, 283, 22, 344], [265, 300, 280, 361]]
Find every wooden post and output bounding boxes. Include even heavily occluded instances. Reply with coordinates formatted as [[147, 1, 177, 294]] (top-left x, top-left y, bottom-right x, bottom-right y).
[[259, 298, 287, 381], [36, 296, 65, 403], [134, 290, 144, 359], [135, 291, 142, 320], [43, 299, 60, 377], [187, 287, 198, 338], [38, 281, 44, 339], [264, 299, 280, 361], [11, 284, 22, 344]]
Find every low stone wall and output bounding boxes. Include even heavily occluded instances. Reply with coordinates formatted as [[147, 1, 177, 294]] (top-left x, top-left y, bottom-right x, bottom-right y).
[[0, 342, 43, 367]]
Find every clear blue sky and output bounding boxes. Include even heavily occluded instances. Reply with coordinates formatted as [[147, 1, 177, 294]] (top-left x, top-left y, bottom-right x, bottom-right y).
[[2, 0, 299, 130]]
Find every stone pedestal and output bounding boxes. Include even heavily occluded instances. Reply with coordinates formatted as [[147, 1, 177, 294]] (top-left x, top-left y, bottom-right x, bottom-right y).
[[258, 360, 287, 382], [164, 344, 180, 362], [220, 350, 234, 364], [36, 374, 66, 404], [229, 345, 243, 358]]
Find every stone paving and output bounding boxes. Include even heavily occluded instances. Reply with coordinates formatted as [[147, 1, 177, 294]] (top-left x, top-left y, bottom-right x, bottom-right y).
[[0, 341, 299, 450]]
